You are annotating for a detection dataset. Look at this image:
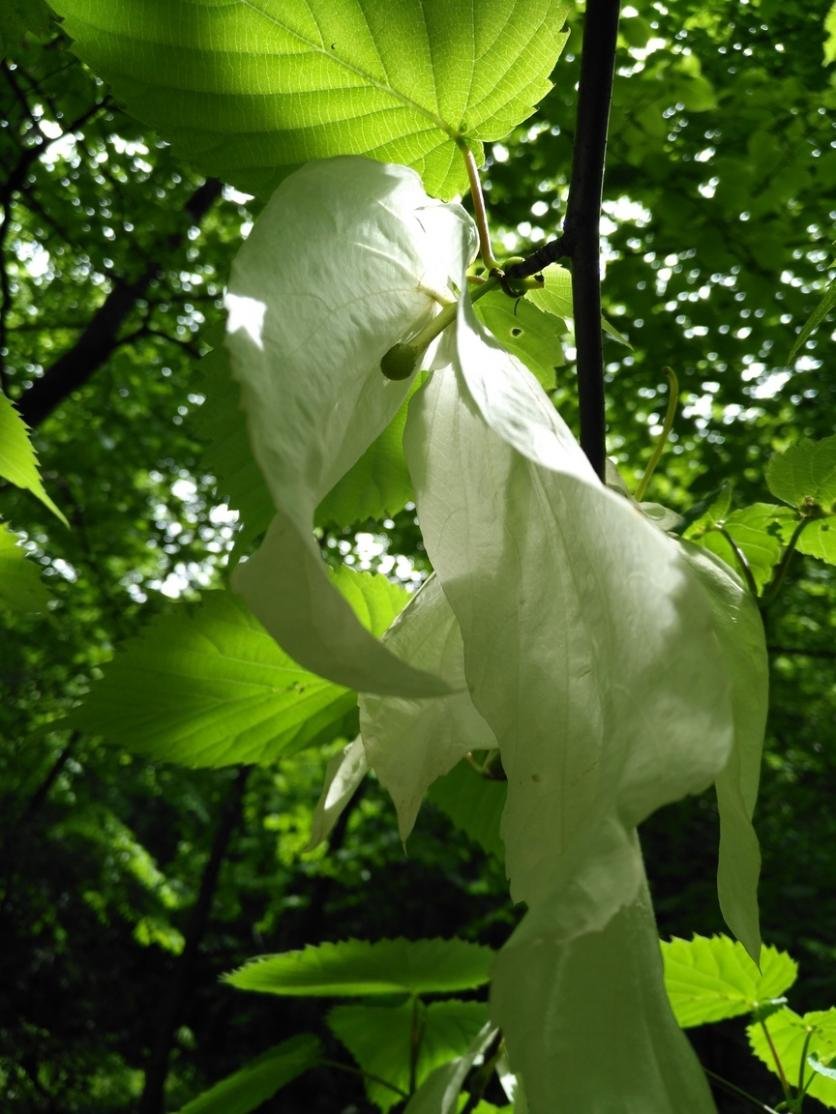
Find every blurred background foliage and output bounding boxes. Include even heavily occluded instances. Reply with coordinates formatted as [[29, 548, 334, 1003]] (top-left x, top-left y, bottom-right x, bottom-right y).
[[0, 0, 833, 1110]]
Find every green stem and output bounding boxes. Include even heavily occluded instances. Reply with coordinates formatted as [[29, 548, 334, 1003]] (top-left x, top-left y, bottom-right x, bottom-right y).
[[320, 1058, 408, 1099], [634, 367, 678, 502], [797, 1029, 814, 1098], [760, 1016, 793, 1104], [760, 515, 814, 610], [704, 1068, 782, 1113], [460, 141, 500, 271], [715, 525, 760, 599]]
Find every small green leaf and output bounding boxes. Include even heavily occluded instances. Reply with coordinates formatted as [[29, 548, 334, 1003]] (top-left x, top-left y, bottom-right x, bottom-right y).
[[49, 0, 570, 200], [70, 590, 356, 767], [224, 938, 494, 998], [661, 934, 797, 1028], [328, 999, 488, 1113], [475, 291, 566, 390], [748, 1008, 836, 1108], [527, 266, 631, 347], [797, 516, 836, 565], [0, 391, 67, 525], [427, 760, 506, 861], [171, 1035, 322, 1114], [766, 435, 836, 511], [694, 502, 797, 595], [0, 523, 49, 614], [809, 1051, 836, 1082]]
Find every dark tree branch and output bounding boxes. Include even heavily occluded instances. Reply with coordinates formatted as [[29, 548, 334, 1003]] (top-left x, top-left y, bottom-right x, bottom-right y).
[[15, 177, 222, 428], [137, 766, 250, 1114], [507, 0, 621, 479]]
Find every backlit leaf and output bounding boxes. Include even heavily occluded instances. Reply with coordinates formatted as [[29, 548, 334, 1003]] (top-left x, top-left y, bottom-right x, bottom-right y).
[[70, 589, 355, 767], [661, 934, 797, 1028], [766, 434, 836, 510], [225, 937, 494, 998], [405, 1022, 498, 1114], [748, 1008, 836, 1108], [328, 999, 488, 1113], [0, 390, 67, 525], [172, 1035, 322, 1114], [49, 0, 570, 199], [307, 736, 368, 850]]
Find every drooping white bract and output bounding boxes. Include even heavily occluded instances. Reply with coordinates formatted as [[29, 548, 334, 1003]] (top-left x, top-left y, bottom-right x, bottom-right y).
[[307, 736, 368, 851], [683, 544, 768, 960], [403, 295, 738, 1111], [225, 156, 477, 695], [359, 574, 496, 841]]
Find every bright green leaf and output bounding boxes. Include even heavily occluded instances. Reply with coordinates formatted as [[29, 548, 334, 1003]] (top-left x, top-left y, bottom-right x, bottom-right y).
[[360, 574, 496, 840], [692, 502, 796, 595], [661, 934, 797, 1028], [224, 937, 494, 998], [527, 266, 631, 347], [172, 1035, 322, 1114], [228, 157, 474, 695], [328, 999, 488, 1113], [797, 515, 836, 564], [48, 0, 570, 200], [766, 434, 836, 511], [475, 290, 566, 390], [0, 390, 67, 525], [70, 589, 356, 767], [0, 522, 49, 614], [748, 1008, 836, 1108], [681, 546, 769, 959]]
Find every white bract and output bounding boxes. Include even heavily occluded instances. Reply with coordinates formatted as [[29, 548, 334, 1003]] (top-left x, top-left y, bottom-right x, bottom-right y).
[[401, 294, 747, 1110], [226, 157, 477, 694]]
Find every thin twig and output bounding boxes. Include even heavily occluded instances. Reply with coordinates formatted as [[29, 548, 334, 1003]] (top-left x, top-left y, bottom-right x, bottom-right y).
[[704, 1067, 782, 1113], [634, 367, 678, 502]]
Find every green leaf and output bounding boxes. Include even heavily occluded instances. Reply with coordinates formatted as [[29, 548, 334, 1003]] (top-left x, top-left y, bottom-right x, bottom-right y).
[[172, 1035, 322, 1114], [475, 290, 565, 390], [227, 157, 474, 695], [307, 736, 368, 850], [766, 434, 836, 511], [405, 1022, 498, 1114], [359, 574, 497, 841], [681, 545, 768, 959], [692, 502, 796, 595], [224, 937, 494, 998], [748, 1008, 836, 1108], [0, 390, 67, 525], [661, 934, 797, 1028], [797, 515, 836, 564], [48, 0, 570, 200], [70, 589, 356, 767], [427, 760, 506, 861], [328, 999, 489, 1113], [788, 280, 835, 363], [0, 522, 49, 614], [0, 0, 53, 57], [527, 266, 631, 347]]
